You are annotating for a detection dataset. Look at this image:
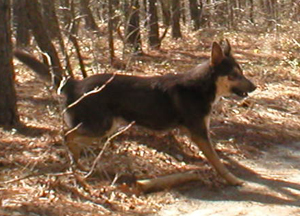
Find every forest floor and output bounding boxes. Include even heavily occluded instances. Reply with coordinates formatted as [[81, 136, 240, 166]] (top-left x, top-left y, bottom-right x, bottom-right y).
[[155, 141, 300, 216], [0, 24, 300, 215]]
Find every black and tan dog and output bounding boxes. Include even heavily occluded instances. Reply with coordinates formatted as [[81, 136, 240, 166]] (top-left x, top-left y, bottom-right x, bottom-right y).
[[14, 40, 256, 185]]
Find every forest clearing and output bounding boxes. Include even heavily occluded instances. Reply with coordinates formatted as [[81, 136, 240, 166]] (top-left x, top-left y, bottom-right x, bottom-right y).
[[0, 0, 300, 215]]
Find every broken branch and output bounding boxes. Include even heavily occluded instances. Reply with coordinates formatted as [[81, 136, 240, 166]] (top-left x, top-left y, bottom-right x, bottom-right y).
[[136, 170, 202, 193]]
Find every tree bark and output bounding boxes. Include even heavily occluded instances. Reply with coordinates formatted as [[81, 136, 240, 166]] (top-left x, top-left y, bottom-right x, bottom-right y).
[[108, 0, 115, 63], [227, 0, 234, 29], [25, 0, 63, 86], [41, 0, 61, 39], [159, 0, 171, 26], [147, 0, 160, 49], [80, 0, 99, 32], [249, 0, 254, 23], [13, 0, 30, 47], [189, 0, 202, 30], [171, 0, 182, 38], [126, 0, 143, 54], [0, 0, 19, 126], [59, 0, 73, 28]]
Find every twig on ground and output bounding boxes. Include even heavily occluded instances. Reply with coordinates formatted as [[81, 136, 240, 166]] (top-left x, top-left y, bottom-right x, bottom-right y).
[[56, 180, 114, 213], [0, 171, 74, 185], [292, 39, 300, 48]]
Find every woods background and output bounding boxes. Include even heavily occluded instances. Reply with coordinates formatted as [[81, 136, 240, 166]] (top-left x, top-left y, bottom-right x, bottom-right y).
[[1, 0, 299, 125]]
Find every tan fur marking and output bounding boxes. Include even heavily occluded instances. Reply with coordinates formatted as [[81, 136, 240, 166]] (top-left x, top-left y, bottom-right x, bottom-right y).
[[204, 115, 211, 140], [215, 76, 232, 103], [204, 115, 210, 131], [104, 117, 127, 138], [65, 117, 127, 163]]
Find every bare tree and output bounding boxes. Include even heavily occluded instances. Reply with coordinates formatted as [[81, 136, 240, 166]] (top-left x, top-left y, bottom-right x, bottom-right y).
[[147, 0, 160, 49], [59, 0, 72, 28], [159, 0, 171, 26], [249, 0, 254, 23], [0, 0, 19, 126], [189, 0, 202, 30], [41, 0, 61, 39], [13, 0, 30, 47], [126, 0, 143, 54], [80, 0, 99, 32], [108, 0, 115, 63], [291, 0, 300, 21], [171, 0, 182, 38], [25, 0, 63, 86]]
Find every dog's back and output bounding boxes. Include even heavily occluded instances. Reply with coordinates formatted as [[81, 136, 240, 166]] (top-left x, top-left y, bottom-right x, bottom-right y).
[[65, 74, 180, 135]]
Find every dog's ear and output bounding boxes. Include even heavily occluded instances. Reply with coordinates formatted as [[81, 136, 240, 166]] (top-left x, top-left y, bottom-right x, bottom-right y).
[[223, 39, 231, 56], [211, 42, 224, 66]]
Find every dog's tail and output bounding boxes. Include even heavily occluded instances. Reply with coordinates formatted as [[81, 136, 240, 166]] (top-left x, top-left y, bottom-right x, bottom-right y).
[[14, 50, 63, 87]]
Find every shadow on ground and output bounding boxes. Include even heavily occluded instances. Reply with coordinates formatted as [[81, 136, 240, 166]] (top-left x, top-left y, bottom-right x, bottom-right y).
[[177, 143, 300, 208]]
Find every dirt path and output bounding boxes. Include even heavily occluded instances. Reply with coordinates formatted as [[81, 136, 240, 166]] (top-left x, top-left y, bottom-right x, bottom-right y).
[[154, 142, 300, 216]]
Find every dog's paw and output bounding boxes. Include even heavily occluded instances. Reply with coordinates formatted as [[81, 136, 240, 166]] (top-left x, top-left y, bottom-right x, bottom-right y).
[[224, 172, 244, 186]]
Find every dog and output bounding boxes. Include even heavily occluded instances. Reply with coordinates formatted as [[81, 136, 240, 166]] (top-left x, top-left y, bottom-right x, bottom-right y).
[[14, 40, 256, 185]]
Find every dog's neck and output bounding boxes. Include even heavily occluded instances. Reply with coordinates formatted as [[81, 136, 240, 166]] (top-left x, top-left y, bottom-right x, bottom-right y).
[[183, 61, 220, 105]]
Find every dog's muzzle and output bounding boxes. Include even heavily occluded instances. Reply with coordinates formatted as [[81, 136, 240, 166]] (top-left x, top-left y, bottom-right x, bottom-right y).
[[232, 81, 256, 98]]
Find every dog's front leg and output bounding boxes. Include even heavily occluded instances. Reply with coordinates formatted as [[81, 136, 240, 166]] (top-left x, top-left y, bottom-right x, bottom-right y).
[[190, 131, 243, 186], [65, 130, 87, 171]]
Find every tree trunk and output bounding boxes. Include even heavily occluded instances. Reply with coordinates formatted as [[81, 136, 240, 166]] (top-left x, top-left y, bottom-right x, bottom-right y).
[[41, 0, 73, 77], [126, 0, 143, 54], [143, 0, 148, 27], [249, 0, 254, 23], [41, 0, 61, 39], [13, 0, 30, 47], [80, 0, 99, 32], [227, 0, 234, 29], [59, 0, 72, 28], [291, 0, 300, 21], [25, 0, 63, 87], [111, 0, 120, 28], [159, 0, 171, 26], [189, 0, 202, 30], [0, 0, 19, 126], [265, 0, 276, 27], [108, 0, 115, 63], [107, 0, 125, 69], [171, 0, 182, 38], [215, 0, 227, 27], [147, 0, 160, 49]]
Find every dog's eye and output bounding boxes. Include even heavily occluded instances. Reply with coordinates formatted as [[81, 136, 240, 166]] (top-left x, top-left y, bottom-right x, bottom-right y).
[[228, 73, 239, 80]]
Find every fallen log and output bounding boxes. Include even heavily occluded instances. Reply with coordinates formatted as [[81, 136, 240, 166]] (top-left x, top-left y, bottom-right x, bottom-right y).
[[136, 170, 202, 193]]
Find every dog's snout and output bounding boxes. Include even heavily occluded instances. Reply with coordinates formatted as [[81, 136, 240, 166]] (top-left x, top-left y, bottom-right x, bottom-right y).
[[242, 76, 256, 93], [249, 82, 256, 92]]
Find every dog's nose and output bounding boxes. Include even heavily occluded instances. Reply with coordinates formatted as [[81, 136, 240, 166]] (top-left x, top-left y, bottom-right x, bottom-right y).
[[250, 83, 257, 92]]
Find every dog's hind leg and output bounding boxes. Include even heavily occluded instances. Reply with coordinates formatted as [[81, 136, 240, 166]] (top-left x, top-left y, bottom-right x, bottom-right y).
[[65, 130, 101, 170], [64, 115, 118, 170]]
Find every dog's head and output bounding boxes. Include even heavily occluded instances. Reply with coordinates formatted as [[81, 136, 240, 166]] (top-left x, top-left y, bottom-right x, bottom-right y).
[[210, 40, 256, 99]]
